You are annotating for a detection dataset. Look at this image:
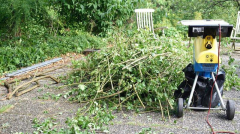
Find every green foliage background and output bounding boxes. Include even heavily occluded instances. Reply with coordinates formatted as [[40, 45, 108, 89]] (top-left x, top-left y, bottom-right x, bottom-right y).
[[1, 0, 239, 36], [1, 0, 240, 133]]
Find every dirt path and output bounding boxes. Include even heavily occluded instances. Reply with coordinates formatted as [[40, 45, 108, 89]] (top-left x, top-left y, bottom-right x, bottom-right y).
[[0, 45, 239, 134]]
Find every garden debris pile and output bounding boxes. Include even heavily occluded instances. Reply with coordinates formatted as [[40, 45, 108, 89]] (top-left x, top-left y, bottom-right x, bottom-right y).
[[65, 30, 192, 118]]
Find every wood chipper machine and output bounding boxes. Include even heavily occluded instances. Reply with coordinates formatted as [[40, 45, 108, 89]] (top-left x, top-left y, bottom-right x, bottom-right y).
[[174, 20, 235, 120]]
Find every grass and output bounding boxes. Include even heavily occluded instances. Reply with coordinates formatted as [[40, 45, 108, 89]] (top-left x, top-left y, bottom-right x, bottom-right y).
[[0, 105, 14, 114]]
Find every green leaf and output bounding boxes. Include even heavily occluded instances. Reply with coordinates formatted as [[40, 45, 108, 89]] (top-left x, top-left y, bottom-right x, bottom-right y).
[[78, 84, 86, 91]]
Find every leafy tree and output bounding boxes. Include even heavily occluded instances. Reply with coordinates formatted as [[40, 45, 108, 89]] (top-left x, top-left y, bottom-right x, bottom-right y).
[[148, 0, 238, 27], [1, 0, 240, 39], [56, 0, 144, 34], [0, 0, 47, 37]]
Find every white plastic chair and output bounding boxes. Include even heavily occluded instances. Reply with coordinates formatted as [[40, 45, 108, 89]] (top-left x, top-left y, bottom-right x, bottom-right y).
[[135, 9, 155, 35], [230, 11, 240, 50]]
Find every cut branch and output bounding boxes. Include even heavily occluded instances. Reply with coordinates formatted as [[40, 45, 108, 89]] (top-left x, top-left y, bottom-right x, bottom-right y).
[[133, 85, 145, 109], [7, 75, 58, 99], [16, 84, 40, 97]]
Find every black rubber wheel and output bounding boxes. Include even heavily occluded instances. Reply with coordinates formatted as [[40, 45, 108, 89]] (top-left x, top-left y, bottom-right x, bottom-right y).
[[177, 98, 183, 118], [226, 100, 235, 120]]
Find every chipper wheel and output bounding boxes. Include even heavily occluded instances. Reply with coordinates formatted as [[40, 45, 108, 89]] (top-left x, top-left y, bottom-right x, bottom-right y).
[[226, 100, 235, 120], [177, 98, 183, 118]]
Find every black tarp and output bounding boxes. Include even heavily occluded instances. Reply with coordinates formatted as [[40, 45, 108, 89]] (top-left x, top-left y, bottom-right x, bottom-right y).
[[174, 64, 225, 107]]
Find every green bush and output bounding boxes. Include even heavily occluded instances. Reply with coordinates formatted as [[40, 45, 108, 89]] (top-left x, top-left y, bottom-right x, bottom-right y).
[[0, 30, 106, 74]]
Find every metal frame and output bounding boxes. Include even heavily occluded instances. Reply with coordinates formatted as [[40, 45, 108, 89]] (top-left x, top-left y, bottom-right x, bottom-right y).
[[135, 9, 155, 34], [185, 72, 226, 110], [230, 11, 240, 50]]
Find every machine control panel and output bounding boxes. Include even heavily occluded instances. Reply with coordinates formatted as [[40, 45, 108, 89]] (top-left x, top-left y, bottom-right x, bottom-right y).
[[194, 35, 219, 64], [205, 54, 214, 62]]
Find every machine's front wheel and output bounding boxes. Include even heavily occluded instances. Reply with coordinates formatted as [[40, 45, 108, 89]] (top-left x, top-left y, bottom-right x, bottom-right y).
[[226, 100, 235, 120], [177, 98, 183, 118]]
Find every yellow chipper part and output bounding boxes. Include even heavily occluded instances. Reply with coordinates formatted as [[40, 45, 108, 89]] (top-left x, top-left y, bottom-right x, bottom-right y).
[[194, 35, 219, 64]]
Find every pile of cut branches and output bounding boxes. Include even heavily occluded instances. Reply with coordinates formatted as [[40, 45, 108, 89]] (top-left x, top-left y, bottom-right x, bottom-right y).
[[64, 29, 192, 117]]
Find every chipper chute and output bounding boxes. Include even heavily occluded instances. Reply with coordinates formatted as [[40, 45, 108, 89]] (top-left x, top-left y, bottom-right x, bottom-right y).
[[174, 20, 235, 120]]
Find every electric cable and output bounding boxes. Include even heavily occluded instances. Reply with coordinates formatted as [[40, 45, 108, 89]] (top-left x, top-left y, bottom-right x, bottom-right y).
[[205, 24, 235, 134]]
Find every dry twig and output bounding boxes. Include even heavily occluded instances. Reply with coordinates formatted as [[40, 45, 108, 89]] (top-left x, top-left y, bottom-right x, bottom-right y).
[[16, 81, 40, 97], [133, 85, 145, 109], [7, 75, 58, 99], [159, 99, 165, 120]]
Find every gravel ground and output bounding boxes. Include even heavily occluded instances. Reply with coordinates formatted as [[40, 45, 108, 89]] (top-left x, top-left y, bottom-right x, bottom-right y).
[[0, 44, 239, 134], [0, 65, 80, 134], [108, 89, 240, 134]]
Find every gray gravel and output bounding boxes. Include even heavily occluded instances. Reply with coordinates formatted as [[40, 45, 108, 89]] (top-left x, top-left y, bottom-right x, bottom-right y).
[[108, 89, 240, 134], [0, 65, 79, 134], [0, 44, 240, 134]]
